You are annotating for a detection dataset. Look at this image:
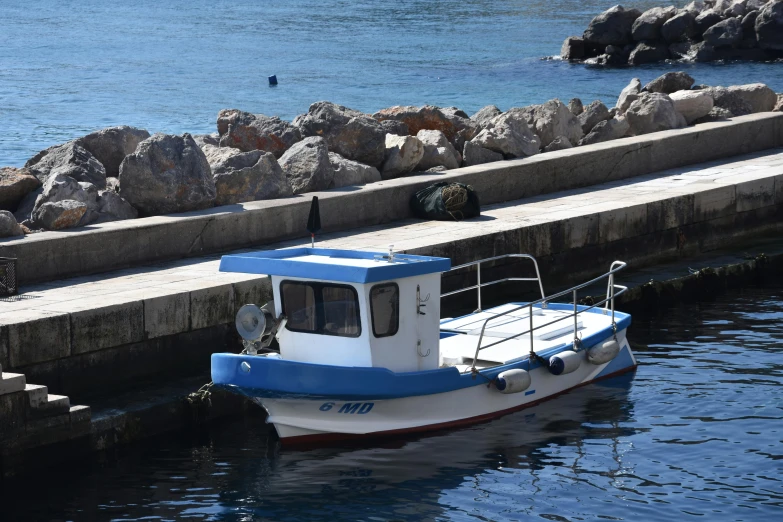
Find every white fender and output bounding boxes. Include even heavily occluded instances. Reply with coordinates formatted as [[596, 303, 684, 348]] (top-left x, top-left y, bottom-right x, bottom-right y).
[[587, 339, 620, 365], [549, 350, 581, 375], [495, 369, 531, 394]]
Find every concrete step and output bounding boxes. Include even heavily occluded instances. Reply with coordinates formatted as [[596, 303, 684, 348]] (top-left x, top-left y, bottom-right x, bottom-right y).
[[24, 384, 71, 417], [0, 366, 26, 395], [24, 384, 48, 407]]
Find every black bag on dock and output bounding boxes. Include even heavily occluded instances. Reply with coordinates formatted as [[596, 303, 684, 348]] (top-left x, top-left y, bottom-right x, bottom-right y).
[[410, 182, 480, 221]]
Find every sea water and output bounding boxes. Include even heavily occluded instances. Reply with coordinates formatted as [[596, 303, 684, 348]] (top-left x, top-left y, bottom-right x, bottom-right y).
[[1, 0, 782, 167], [1, 281, 781, 520]]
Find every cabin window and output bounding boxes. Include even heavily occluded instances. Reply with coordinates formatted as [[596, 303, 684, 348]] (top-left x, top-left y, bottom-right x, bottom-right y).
[[370, 283, 399, 338], [280, 281, 361, 338]]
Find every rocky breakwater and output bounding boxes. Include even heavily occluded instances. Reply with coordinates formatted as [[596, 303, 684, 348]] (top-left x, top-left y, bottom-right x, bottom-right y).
[[2, 80, 782, 239], [561, 1, 783, 65]]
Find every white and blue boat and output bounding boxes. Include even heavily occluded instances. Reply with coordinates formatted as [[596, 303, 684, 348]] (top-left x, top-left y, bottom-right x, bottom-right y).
[[211, 247, 636, 445]]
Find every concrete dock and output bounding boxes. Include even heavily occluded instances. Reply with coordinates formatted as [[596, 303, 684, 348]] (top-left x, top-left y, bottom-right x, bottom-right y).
[[2, 114, 783, 474]]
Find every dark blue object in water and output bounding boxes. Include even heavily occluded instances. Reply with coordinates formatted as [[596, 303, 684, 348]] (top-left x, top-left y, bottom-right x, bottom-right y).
[[268, 74, 278, 85]]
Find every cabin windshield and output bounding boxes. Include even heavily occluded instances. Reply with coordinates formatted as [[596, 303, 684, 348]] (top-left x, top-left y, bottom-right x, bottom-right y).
[[280, 281, 361, 337]]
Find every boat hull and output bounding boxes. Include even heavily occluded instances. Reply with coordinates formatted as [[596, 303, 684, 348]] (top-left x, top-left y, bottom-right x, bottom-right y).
[[249, 331, 636, 445]]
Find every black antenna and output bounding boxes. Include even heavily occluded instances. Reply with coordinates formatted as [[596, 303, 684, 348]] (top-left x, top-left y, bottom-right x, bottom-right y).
[[306, 196, 321, 248]]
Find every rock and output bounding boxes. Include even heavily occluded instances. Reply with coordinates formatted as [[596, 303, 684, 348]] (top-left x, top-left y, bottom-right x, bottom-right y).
[[669, 90, 715, 123], [32, 200, 88, 231], [293, 101, 386, 168], [692, 106, 734, 124], [441, 107, 470, 119], [514, 99, 584, 148], [695, 9, 725, 34], [543, 136, 574, 152], [0, 210, 24, 238], [328, 153, 382, 188], [561, 36, 585, 60], [775, 94, 783, 111], [119, 133, 216, 216], [741, 9, 760, 32], [13, 187, 42, 224], [193, 134, 220, 148], [568, 98, 584, 116], [30, 174, 100, 227], [203, 146, 292, 205], [94, 190, 138, 224], [755, 0, 783, 50], [579, 117, 631, 145], [577, 100, 611, 134], [604, 44, 630, 65], [692, 41, 718, 62], [278, 136, 334, 194], [625, 93, 687, 135], [661, 11, 697, 42], [644, 72, 696, 94], [462, 141, 504, 166], [471, 111, 541, 159], [77, 126, 150, 177], [471, 105, 503, 126], [628, 42, 670, 64], [217, 110, 301, 157], [703, 17, 744, 47], [380, 135, 425, 179], [583, 5, 643, 46], [105, 176, 120, 193], [379, 120, 410, 137], [616, 78, 642, 114], [702, 86, 754, 115], [415, 130, 461, 171], [373, 105, 478, 150], [0, 167, 41, 211], [25, 141, 107, 188], [684, 1, 706, 14], [727, 83, 778, 112], [631, 6, 677, 41], [725, 0, 748, 17]]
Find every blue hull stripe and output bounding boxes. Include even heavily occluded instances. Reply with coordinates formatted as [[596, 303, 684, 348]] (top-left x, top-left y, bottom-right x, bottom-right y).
[[211, 304, 632, 401]]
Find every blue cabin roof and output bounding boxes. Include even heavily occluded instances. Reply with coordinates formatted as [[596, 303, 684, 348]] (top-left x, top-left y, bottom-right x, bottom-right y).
[[219, 248, 451, 284]]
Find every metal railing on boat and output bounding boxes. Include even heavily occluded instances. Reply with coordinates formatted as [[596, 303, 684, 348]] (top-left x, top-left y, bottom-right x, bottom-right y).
[[441, 255, 628, 374]]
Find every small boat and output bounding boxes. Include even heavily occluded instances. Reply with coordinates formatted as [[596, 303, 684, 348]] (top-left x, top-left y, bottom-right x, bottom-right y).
[[211, 247, 636, 445]]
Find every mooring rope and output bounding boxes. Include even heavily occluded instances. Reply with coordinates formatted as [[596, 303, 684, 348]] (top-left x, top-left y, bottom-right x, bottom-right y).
[[442, 184, 468, 221]]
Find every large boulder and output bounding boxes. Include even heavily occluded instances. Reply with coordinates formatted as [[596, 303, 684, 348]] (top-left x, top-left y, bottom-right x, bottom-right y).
[[703, 17, 744, 47], [583, 5, 643, 46], [692, 106, 734, 124], [470, 111, 541, 159], [568, 98, 584, 116], [32, 200, 88, 231], [203, 145, 292, 206], [217, 110, 301, 157], [0, 167, 41, 211], [560, 37, 585, 60], [0, 210, 24, 238], [119, 133, 216, 216], [380, 135, 425, 179], [669, 41, 696, 59], [462, 141, 504, 166], [628, 42, 670, 64], [631, 6, 677, 41], [513, 99, 584, 148], [741, 9, 760, 32], [579, 117, 631, 145], [379, 120, 410, 137], [77, 126, 150, 177], [293, 102, 386, 168], [415, 130, 461, 171], [328, 153, 382, 188], [669, 90, 715, 123], [775, 94, 783, 111], [543, 136, 574, 152], [727, 83, 779, 112], [625, 93, 687, 135], [27, 174, 133, 227], [471, 105, 503, 127], [643, 72, 695, 94], [616, 78, 642, 114], [278, 136, 334, 194], [661, 11, 697, 42], [694, 9, 725, 34], [25, 141, 107, 188], [372, 105, 478, 150], [702, 86, 754, 115], [755, 0, 783, 50], [577, 101, 611, 134], [93, 190, 138, 224]]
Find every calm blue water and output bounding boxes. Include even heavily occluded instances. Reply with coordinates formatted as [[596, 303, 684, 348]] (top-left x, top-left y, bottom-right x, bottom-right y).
[[2, 281, 782, 520], [1, 0, 782, 167]]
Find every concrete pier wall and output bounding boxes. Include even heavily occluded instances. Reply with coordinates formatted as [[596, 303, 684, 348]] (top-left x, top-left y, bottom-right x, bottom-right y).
[[1, 113, 782, 285]]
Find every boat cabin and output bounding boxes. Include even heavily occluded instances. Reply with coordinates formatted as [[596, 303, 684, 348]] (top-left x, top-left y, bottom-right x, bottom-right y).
[[219, 248, 451, 372]]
